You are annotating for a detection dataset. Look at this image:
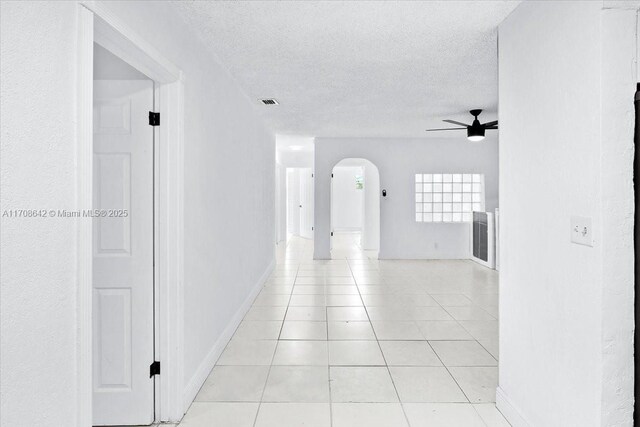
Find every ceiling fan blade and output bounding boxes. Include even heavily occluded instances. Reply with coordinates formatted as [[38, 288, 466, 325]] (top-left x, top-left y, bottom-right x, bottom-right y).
[[425, 127, 466, 132], [482, 120, 498, 127], [485, 126, 498, 130], [443, 119, 470, 127]]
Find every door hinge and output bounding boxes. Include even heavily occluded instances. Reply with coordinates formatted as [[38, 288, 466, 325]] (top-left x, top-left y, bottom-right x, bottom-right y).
[[149, 361, 161, 378], [331, 231, 334, 236], [149, 111, 160, 126], [311, 173, 314, 178], [312, 226, 314, 231], [331, 173, 334, 178]]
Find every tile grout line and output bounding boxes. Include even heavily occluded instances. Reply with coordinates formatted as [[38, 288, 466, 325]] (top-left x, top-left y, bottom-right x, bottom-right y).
[[252, 238, 301, 427], [424, 339, 474, 404], [428, 289, 499, 365], [470, 403, 493, 427], [188, 246, 299, 419], [347, 257, 414, 427], [423, 277, 494, 407], [387, 269, 432, 427]]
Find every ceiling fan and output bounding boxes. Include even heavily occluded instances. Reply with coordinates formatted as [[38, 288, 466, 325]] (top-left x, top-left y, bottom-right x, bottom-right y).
[[426, 109, 498, 142]]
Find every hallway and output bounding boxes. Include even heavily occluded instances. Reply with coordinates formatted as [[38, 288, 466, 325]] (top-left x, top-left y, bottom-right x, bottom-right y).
[[2, 2, 637, 426], [180, 234, 507, 426]]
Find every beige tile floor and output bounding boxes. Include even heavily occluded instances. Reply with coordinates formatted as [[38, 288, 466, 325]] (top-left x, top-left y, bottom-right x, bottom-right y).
[[179, 232, 509, 427]]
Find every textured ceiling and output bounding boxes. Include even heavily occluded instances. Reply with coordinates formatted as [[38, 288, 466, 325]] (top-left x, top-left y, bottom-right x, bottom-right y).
[[173, 1, 519, 138]]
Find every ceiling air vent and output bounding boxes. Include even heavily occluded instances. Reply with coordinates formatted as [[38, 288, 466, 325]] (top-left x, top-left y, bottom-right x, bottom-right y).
[[260, 98, 279, 105]]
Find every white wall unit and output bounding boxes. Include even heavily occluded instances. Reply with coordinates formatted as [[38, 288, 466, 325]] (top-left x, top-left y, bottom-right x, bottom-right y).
[[469, 211, 494, 270], [498, 2, 636, 425], [314, 137, 498, 259]]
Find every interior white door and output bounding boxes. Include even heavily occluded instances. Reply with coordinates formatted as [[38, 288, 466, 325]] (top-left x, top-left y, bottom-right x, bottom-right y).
[[299, 168, 314, 239], [286, 169, 300, 235], [92, 80, 155, 426]]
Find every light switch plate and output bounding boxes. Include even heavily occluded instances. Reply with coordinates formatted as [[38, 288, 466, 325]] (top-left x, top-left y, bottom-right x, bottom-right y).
[[570, 216, 593, 247]]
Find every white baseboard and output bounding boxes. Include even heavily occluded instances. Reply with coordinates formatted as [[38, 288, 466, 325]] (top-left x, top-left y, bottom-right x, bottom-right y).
[[181, 258, 275, 410], [496, 386, 531, 427]]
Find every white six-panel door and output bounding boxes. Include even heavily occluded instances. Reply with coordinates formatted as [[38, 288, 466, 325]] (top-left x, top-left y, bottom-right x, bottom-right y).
[[92, 80, 155, 426]]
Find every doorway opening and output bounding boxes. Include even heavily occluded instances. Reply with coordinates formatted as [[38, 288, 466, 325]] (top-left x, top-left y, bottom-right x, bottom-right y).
[[286, 167, 314, 240], [330, 158, 380, 259]]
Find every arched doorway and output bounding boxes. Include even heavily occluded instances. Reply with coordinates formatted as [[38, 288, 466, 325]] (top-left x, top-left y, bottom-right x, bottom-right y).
[[330, 158, 380, 259]]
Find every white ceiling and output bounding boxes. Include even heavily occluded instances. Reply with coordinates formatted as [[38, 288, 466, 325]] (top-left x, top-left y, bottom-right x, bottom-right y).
[[173, 1, 519, 138]]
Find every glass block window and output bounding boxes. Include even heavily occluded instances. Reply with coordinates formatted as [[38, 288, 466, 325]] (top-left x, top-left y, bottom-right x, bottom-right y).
[[415, 173, 484, 222]]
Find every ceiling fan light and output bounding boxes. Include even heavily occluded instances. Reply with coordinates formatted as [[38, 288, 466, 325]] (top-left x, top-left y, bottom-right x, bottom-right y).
[[467, 125, 485, 142]]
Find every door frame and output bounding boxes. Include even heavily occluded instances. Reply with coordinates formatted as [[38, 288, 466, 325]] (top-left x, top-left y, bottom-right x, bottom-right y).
[[329, 159, 381, 256], [77, 2, 185, 425]]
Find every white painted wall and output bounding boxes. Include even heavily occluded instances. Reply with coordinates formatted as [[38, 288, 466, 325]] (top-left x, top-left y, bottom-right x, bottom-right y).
[[331, 166, 364, 231], [275, 162, 286, 243], [314, 137, 498, 259], [1, 2, 80, 425], [497, 2, 636, 426], [0, 1, 275, 425]]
